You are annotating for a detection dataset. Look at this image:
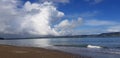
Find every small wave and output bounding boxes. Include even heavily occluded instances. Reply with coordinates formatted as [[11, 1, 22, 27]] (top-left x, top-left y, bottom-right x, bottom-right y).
[[87, 45, 102, 48], [103, 49, 120, 55]]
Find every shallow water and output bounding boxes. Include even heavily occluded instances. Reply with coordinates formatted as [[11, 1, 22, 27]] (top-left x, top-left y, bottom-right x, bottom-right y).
[[0, 38, 120, 58]]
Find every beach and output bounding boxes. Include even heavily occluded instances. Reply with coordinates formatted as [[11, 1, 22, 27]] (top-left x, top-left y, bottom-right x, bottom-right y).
[[0, 44, 88, 58]]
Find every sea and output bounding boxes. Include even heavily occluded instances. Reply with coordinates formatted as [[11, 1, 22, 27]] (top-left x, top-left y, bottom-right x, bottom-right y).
[[0, 37, 120, 58]]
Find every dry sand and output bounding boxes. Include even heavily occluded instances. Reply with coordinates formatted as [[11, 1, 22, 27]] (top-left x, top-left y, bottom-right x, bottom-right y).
[[0, 45, 89, 58]]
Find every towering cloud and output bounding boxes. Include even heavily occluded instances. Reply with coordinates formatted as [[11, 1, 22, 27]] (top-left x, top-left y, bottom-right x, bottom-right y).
[[21, 1, 64, 36], [0, 0, 81, 38]]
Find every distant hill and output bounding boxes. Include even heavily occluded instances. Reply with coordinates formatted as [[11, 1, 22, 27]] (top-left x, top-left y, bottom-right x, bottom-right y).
[[50, 32, 120, 38], [2, 32, 120, 39], [98, 32, 120, 37]]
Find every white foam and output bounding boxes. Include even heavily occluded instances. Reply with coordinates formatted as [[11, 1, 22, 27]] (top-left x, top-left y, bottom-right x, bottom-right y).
[[87, 45, 102, 48]]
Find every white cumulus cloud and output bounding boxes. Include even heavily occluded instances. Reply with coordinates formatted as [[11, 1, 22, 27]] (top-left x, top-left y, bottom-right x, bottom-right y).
[[21, 1, 64, 36], [0, 0, 83, 38], [0, 0, 66, 38]]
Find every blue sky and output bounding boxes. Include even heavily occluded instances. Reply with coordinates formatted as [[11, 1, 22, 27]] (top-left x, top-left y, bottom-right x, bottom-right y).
[[0, 0, 120, 38], [58, 0, 120, 21]]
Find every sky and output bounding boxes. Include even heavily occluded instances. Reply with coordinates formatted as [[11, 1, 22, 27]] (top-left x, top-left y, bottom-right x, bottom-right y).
[[0, 0, 120, 38]]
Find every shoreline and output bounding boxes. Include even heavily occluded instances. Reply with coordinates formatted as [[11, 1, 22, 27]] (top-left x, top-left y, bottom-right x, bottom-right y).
[[0, 44, 90, 58]]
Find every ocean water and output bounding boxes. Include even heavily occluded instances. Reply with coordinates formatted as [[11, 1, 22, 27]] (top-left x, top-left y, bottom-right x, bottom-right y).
[[0, 38, 120, 58]]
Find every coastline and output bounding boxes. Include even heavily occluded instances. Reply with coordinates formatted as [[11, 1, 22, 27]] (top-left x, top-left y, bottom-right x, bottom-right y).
[[0, 44, 89, 58]]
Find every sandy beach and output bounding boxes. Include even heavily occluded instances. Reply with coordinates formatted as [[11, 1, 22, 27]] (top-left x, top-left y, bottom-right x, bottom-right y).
[[0, 45, 88, 58]]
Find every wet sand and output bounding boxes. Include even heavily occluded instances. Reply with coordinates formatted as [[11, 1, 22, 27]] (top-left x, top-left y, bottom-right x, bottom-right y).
[[0, 45, 89, 58]]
